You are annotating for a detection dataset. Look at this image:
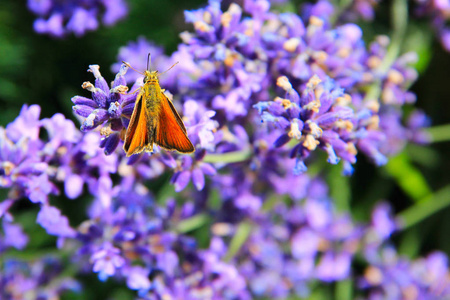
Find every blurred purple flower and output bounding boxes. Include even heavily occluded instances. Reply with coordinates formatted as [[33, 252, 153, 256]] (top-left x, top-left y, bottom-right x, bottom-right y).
[[370, 202, 397, 241], [37, 205, 76, 238], [171, 155, 216, 192], [123, 265, 151, 291], [27, 0, 128, 38], [91, 242, 126, 281], [112, 37, 172, 84], [361, 248, 450, 299], [1, 257, 81, 299], [1, 221, 28, 250]]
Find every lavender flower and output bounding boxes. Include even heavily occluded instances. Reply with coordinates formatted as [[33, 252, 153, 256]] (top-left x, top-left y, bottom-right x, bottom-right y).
[[0, 257, 81, 299], [164, 0, 270, 121], [0, 104, 114, 242], [3, 0, 448, 299], [361, 248, 450, 299], [91, 242, 126, 281], [255, 75, 357, 173], [72, 64, 132, 155], [111, 37, 172, 84], [28, 0, 128, 38], [1, 220, 28, 251], [1, 105, 53, 202]]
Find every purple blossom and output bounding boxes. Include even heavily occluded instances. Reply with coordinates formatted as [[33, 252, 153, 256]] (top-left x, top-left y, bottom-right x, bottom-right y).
[[2, 0, 448, 298], [183, 100, 220, 151], [36, 205, 76, 238], [361, 248, 450, 299], [6, 104, 41, 142], [123, 265, 151, 291], [171, 155, 217, 192], [165, 0, 270, 121], [1, 221, 28, 250], [112, 37, 172, 84], [27, 0, 128, 38], [255, 75, 357, 172], [72, 64, 132, 154], [0, 257, 81, 299], [91, 242, 126, 281], [370, 202, 397, 241]]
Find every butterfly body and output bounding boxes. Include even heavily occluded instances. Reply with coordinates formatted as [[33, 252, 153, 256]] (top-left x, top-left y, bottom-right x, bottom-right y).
[[123, 70, 195, 156]]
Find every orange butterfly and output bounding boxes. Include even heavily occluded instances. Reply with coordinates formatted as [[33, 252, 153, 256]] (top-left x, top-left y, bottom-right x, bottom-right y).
[[122, 57, 194, 156]]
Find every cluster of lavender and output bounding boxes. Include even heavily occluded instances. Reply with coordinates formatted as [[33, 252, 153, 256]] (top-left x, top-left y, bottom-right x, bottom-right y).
[[27, 0, 127, 37], [3, 0, 449, 299], [111, 0, 428, 175], [0, 106, 447, 298]]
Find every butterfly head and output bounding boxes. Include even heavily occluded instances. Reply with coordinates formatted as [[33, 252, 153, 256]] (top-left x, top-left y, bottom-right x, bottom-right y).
[[143, 70, 159, 83]]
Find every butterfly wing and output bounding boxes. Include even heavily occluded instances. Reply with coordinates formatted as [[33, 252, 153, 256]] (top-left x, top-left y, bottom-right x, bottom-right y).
[[155, 93, 195, 153], [123, 92, 152, 156]]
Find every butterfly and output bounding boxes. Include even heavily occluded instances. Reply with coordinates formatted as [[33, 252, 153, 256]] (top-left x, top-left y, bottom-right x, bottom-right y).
[[122, 56, 194, 156]]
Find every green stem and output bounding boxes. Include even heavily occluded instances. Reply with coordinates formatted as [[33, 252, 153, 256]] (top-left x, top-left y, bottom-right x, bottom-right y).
[[382, 0, 408, 72], [335, 279, 352, 300], [203, 148, 252, 164], [224, 221, 252, 262], [384, 152, 431, 203], [331, 0, 353, 25], [396, 185, 450, 230], [427, 124, 450, 143], [175, 214, 210, 233], [363, 0, 408, 102]]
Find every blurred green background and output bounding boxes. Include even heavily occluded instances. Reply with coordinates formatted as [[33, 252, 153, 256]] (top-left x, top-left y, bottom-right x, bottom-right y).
[[1, 0, 450, 289]]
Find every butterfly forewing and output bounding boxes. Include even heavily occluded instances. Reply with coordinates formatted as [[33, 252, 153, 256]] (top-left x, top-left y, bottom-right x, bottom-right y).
[[123, 93, 151, 156], [155, 93, 195, 153]]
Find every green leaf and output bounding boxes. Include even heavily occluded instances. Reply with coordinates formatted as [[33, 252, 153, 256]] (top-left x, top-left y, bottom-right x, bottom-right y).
[[384, 152, 431, 202], [176, 214, 210, 233], [398, 227, 421, 258], [335, 279, 352, 300], [396, 185, 450, 230], [403, 23, 432, 73], [224, 221, 252, 262], [406, 144, 439, 168], [203, 148, 252, 164], [327, 163, 351, 212], [427, 124, 450, 143]]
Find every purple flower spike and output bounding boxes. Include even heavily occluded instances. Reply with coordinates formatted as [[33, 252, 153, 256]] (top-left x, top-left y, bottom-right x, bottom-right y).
[[370, 202, 397, 241], [112, 37, 171, 84], [36, 205, 76, 238], [123, 266, 151, 291], [173, 170, 191, 192], [27, 173, 55, 204], [27, 0, 128, 38], [64, 174, 84, 199], [91, 242, 126, 281], [6, 104, 41, 142], [2, 221, 29, 250], [171, 155, 217, 192], [66, 8, 99, 37], [72, 64, 136, 153], [256, 75, 357, 172]]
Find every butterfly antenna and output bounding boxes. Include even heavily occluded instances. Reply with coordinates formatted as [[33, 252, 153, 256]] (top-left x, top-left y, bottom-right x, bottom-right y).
[[160, 62, 179, 76], [147, 53, 151, 71], [122, 61, 144, 75]]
